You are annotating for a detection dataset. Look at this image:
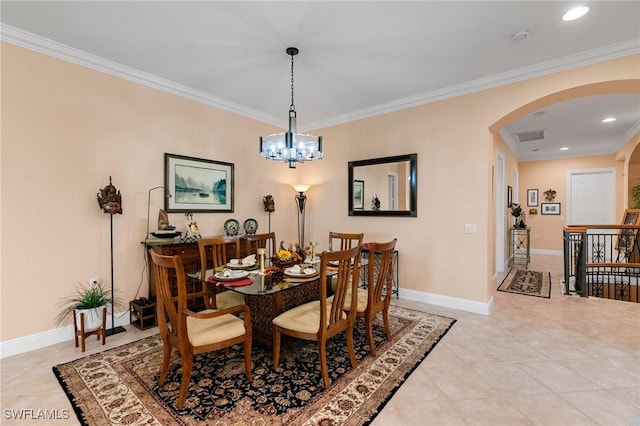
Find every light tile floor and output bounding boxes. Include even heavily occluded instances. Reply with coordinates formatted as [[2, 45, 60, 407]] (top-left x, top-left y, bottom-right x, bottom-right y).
[[1, 255, 639, 425]]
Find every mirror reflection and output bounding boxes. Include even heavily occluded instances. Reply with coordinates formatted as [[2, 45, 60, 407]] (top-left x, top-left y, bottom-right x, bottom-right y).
[[348, 153, 417, 217]]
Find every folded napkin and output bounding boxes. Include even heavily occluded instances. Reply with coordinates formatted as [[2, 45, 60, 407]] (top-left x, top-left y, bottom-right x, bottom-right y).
[[230, 254, 256, 265], [289, 265, 317, 275]]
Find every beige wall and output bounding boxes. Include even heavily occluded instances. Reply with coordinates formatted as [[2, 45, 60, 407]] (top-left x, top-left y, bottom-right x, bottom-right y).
[[2, 41, 639, 345], [518, 155, 616, 251]]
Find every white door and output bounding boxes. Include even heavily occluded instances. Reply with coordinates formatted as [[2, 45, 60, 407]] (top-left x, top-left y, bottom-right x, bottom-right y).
[[568, 168, 615, 262], [568, 168, 615, 225]]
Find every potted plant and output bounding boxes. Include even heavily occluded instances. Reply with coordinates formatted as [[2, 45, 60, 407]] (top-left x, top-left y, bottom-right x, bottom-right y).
[[55, 279, 123, 332], [510, 203, 523, 228]]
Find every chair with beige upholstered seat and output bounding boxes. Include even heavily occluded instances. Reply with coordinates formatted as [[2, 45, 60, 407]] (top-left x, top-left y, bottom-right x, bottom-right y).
[[149, 250, 252, 409], [342, 239, 397, 356], [328, 232, 363, 293], [272, 245, 362, 388], [328, 231, 364, 251], [197, 236, 246, 310], [245, 232, 277, 258]]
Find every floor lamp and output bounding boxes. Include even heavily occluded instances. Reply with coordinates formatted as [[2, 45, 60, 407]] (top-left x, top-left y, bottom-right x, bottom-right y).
[[293, 184, 310, 250], [97, 177, 126, 337]]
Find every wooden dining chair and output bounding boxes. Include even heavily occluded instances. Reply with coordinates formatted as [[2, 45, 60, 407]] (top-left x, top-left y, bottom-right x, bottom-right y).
[[328, 232, 364, 292], [149, 250, 252, 409], [272, 245, 362, 388], [245, 232, 277, 257], [341, 239, 397, 356], [329, 231, 364, 251], [197, 236, 245, 310]]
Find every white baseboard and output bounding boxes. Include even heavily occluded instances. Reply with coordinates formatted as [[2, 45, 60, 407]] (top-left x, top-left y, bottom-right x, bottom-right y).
[[2, 289, 497, 359], [399, 288, 494, 315], [0, 311, 130, 359]]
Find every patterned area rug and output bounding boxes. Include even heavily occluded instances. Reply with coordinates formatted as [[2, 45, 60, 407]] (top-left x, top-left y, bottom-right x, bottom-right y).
[[497, 268, 552, 298], [53, 306, 455, 426]]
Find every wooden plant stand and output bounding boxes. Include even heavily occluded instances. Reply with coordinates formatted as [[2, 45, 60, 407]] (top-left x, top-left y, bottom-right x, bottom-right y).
[[74, 306, 107, 352]]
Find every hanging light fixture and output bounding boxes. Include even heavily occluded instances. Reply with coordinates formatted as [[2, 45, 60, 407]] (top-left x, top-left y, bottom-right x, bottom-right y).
[[259, 47, 323, 169]]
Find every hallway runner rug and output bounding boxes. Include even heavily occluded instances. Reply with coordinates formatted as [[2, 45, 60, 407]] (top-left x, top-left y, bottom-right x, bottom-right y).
[[498, 268, 552, 298], [53, 306, 455, 426]]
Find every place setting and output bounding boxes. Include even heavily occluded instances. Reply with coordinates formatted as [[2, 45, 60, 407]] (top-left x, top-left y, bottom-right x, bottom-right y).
[[225, 254, 257, 270], [283, 264, 319, 282], [207, 268, 253, 287]]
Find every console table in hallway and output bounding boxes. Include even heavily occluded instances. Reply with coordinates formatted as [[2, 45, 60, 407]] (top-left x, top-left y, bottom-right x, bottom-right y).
[[509, 227, 530, 268]]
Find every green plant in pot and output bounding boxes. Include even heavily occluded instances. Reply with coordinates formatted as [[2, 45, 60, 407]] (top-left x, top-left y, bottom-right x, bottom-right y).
[[55, 279, 124, 332]]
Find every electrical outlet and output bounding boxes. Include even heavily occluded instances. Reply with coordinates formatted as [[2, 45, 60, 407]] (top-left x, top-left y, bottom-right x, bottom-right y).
[[88, 277, 100, 288]]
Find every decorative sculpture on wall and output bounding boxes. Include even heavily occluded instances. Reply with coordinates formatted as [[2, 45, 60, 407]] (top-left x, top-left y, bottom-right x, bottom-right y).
[[263, 195, 275, 212], [263, 194, 275, 234], [543, 189, 557, 202], [97, 176, 122, 214]]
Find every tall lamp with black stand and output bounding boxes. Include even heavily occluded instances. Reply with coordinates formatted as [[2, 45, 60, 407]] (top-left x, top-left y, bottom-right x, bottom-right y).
[[96, 177, 126, 337], [292, 184, 310, 250]]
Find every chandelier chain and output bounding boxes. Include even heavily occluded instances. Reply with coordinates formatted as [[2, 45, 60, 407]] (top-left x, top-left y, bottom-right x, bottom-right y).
[[290, 52, 295, 112]]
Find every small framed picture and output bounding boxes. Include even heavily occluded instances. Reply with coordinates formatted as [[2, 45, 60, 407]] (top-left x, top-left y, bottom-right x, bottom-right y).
[[507, 186, 513, 207], [527, 189, 538, 207], [541, 202, 561, 215], [353, 180, 365, 210]]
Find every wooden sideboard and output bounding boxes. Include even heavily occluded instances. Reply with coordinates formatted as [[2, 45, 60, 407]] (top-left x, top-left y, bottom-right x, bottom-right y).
[[144, 235, 248, 306]]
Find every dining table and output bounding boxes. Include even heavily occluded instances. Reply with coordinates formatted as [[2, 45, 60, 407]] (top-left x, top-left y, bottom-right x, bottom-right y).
[[191, 262, 335, 348]]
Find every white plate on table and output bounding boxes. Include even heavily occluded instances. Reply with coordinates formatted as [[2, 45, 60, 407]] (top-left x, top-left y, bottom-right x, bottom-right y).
[[213, 270, 250, 281], [225, 262, 256, 270], [284, 267, 318, 278]]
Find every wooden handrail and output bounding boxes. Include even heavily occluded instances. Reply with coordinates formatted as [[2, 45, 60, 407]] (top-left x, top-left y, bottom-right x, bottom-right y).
[[586, 262, 640, 268], [565, 224, 640, 230]]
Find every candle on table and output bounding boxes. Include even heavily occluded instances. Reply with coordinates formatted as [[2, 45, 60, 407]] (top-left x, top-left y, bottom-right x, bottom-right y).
[[257, 248, 266, 273]]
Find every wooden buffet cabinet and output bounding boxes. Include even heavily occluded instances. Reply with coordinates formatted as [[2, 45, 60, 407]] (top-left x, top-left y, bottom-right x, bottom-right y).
[[144, 235, 248, 306]]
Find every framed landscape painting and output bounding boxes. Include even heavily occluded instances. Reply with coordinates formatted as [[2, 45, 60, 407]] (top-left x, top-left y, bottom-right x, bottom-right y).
[[164, 153, 234, 212]]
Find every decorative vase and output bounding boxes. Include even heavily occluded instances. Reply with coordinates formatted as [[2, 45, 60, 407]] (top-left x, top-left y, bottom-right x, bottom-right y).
[[74, 307, 105, 332]]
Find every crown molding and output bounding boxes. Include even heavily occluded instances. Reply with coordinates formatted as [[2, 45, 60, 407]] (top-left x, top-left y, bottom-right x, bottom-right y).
[[0, 24, 286, 128], [304, 39, 640, 131], [2, 23, 637, 132]]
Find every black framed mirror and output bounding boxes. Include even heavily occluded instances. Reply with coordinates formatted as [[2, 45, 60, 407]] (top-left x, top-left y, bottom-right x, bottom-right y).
[[348, 153, 417, 217]]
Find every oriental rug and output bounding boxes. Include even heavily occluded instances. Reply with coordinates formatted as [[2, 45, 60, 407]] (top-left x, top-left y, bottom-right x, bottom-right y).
[[53, 306, 455, 426], [498, 268, 552, 298]]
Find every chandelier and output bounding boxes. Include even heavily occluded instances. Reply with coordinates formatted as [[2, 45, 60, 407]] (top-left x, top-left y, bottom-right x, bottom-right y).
[[259, 47, 323, 169]]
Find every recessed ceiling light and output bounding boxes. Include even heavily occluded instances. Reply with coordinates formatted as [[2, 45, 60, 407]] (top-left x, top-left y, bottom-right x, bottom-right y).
[[560, 147, 569, 151], [533, 110, 546, 117], [563, 6, 589, 21], [602, 117, 617, 123]]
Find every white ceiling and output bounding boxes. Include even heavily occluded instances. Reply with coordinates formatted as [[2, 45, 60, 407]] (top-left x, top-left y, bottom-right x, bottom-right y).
[[2, 1, 639, 162]]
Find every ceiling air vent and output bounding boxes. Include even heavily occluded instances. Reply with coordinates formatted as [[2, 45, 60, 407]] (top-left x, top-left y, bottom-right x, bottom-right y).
[[514, 129, 546, 143]]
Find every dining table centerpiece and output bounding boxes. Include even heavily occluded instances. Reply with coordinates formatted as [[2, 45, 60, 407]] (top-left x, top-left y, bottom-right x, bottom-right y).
[[271, 242, 304, 269]]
